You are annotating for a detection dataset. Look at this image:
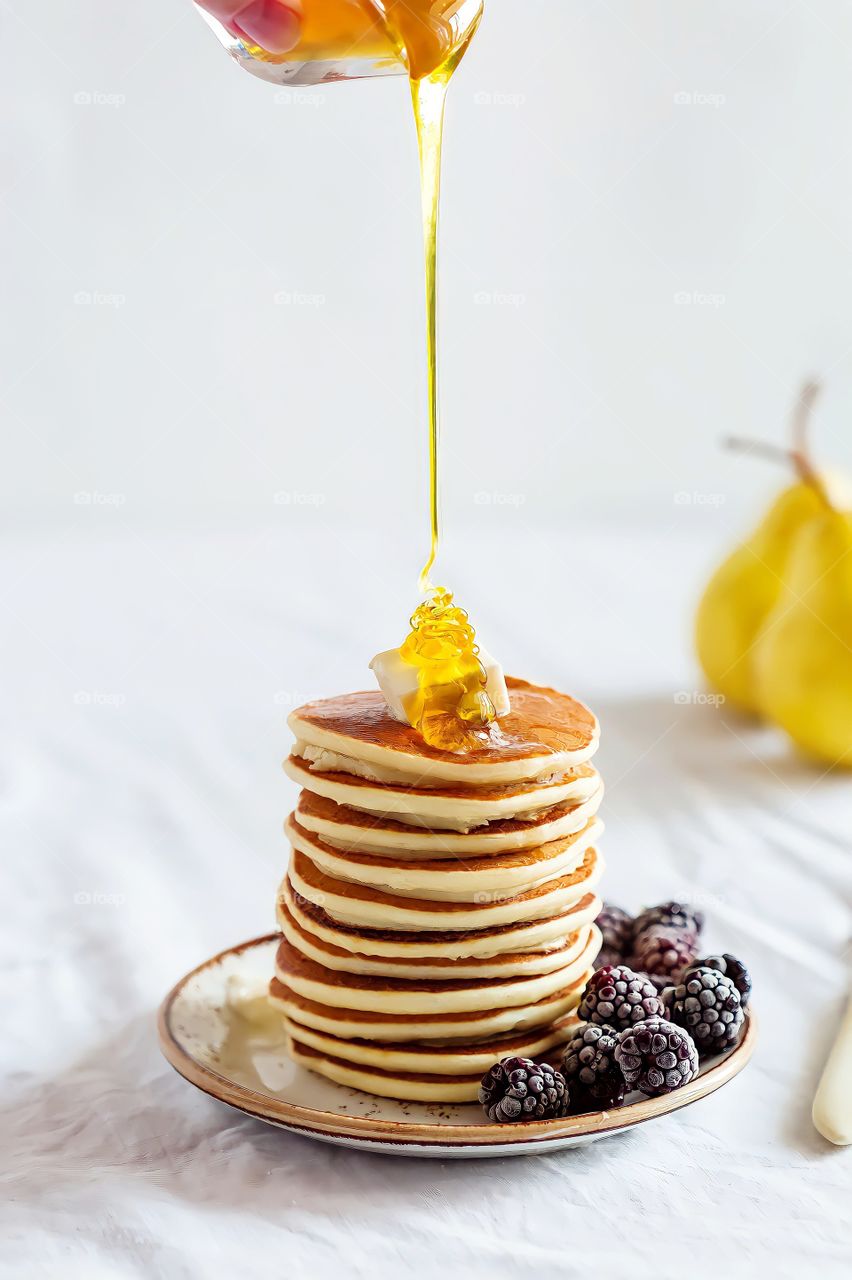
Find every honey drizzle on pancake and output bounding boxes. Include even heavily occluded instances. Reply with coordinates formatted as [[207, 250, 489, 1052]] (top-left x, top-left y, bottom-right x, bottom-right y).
[[251, 4, 491, 752], [400, 587, 495, 751], [381, 3, 490, 753]]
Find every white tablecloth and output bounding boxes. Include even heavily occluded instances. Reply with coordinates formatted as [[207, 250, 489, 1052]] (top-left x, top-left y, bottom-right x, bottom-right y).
[[2, 521, 850, 1279]]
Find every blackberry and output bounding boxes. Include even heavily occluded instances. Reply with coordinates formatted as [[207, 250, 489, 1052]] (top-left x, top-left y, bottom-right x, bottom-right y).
[[667, 967, 745, 1054], [596, 903, 634, 959], [561, 1023, 627, 1111], [578, 964, 665, 1030], [634, 901, 704, 937], [629, 925, 698, 984], [478, 1056, 570, 1123], [683, 953, 752, 1008], [615, 1017, 699, 1096]]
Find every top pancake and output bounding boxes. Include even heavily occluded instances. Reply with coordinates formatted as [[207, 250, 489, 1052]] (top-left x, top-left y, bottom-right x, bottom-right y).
[[288, 677, 599, 784]]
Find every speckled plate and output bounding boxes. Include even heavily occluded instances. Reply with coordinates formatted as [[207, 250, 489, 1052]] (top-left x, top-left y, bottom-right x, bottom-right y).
[[158, 934, 756, 1158]]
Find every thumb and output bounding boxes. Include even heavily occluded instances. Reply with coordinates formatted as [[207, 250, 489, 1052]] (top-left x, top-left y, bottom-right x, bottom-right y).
[[201, 1, 301, 54]]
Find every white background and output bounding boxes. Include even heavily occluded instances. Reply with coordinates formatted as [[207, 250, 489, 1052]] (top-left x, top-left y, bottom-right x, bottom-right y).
[[2, 3, 852, 1277], [6, 0, 852, 540]]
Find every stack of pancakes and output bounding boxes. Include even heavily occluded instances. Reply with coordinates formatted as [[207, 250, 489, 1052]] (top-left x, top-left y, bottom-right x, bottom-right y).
[[270, 676, 605, 1102]]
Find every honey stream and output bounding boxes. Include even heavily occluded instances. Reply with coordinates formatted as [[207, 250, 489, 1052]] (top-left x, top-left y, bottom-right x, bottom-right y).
[[383, 4, 494, 750], [242, 3, 493, 750]]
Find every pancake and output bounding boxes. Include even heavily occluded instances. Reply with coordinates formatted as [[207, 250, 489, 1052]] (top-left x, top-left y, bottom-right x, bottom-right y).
[[288, 677, 599, 786], [288, 1037, 485, 1102], [287, 844, 604, 932], [284, 1016, 578, 1076], [294, 782, 604, 856], [281, 874, 602, 960], [274, 926, 600, 1016], [278, 674, 606, 1102], [269, 969, 590, 1041], [284, 812, 602, 902], [276, 898, 595, 979], [284, 754, 599, 830]]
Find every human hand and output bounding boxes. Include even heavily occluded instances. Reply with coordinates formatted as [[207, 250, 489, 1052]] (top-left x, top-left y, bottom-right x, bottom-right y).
[[197, 1, 301, 54]]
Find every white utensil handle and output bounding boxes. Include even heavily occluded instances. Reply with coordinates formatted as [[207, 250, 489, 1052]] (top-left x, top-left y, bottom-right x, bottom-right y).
[[813, 993, 852, 1146]]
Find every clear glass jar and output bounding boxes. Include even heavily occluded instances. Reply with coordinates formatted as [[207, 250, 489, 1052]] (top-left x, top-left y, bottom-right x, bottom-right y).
[[194, 0, 483, 86]]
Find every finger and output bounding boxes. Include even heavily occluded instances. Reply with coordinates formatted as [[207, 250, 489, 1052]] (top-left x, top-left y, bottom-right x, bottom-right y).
[[202, 1, 301, 54]]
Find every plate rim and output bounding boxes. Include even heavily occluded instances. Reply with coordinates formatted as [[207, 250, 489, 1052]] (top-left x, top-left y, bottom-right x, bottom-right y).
[[158, 932, 756, 1148]]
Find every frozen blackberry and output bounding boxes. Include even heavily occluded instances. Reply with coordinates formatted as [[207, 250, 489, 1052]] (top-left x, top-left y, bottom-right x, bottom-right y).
[[629, 925, 698, 984], [615, 1017, 699, 1096], [683, 953, 751, 1007], [478, 1056, 570, 1123], [634, 901, 704, 937], [596, 904, 634, 959], [578, 965, 665, 1030], [561, 1023, 627, 1111], [667, 967, 745, 1054]]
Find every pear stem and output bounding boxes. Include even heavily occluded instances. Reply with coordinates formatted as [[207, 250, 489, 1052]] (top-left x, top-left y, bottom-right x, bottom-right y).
[[789, 379, 831, 507], [724, 438, 791, 464], [723, 378, 834, 511], [791, 379, 820, 461]]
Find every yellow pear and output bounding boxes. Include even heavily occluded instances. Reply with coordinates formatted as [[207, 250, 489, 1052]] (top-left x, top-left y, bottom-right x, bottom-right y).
[[693, 380, 851, 714], [753, 509, 852, 767], [695, 479, 826, 713]]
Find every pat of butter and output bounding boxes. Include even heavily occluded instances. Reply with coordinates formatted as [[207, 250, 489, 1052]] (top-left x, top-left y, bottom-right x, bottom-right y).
[[369, 646, 511, 724]]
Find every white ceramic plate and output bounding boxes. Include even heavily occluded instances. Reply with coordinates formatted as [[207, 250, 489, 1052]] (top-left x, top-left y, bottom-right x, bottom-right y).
[[158, 934, 756, 1158]]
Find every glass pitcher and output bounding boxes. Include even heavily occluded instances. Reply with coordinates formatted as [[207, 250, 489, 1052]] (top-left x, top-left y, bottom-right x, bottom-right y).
[[194, 0, 484, 86]]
